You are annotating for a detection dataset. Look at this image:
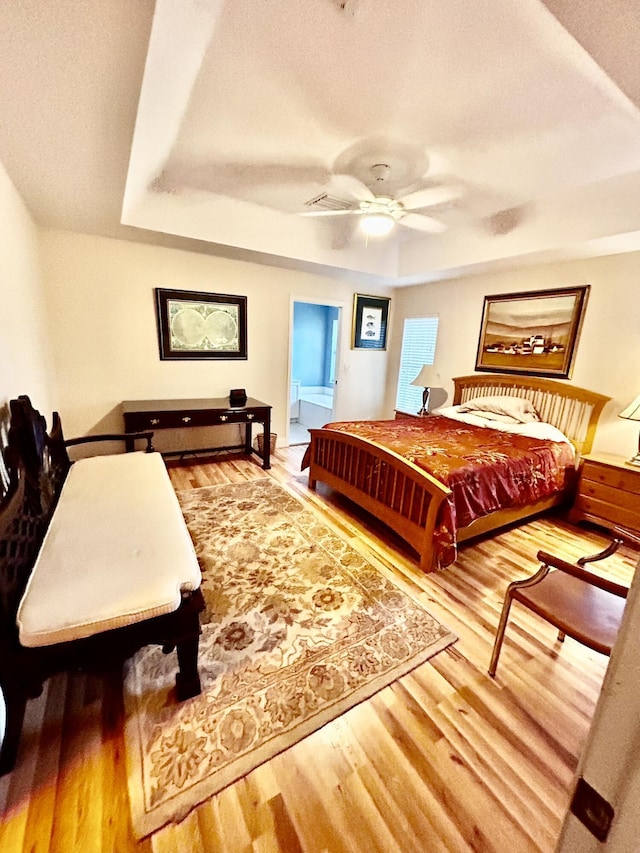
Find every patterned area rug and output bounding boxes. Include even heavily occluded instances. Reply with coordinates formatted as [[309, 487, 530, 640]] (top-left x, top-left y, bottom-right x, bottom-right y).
[[123, 479, 456, 838]]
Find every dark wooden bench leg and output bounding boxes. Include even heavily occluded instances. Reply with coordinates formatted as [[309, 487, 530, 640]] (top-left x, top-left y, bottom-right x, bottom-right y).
[[0, 681, 28, 776], [175, 634, 202, 700], [168, 590, 204, 701]]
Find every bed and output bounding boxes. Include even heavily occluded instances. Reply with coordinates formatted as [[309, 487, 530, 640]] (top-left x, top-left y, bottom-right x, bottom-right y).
[[302, 374, 610, 572]]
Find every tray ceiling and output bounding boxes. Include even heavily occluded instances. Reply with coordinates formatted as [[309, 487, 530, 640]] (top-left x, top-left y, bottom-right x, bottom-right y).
[[2, 0, 640, 284]]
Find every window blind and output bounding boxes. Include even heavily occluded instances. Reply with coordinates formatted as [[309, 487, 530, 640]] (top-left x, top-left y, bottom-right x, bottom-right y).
[[395, 316, 440, 413]]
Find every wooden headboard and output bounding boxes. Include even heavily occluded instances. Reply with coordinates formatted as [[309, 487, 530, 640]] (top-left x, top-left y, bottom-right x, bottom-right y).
[[452, 374, 610, 456]]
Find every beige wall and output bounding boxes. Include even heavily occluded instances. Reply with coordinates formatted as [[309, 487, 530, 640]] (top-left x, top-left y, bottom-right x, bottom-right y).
[[385, 254, 640, 456], [40, 230, 392, 449], [3, 206, 638, 457], [0, 162, 54, 416]]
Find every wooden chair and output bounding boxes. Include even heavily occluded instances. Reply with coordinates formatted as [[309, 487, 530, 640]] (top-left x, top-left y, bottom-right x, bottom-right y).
[[489, 536, 630, 677]]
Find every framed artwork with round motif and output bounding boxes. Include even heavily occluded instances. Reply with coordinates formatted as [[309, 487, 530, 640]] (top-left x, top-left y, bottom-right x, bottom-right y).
[[155, 288, 247, 360]]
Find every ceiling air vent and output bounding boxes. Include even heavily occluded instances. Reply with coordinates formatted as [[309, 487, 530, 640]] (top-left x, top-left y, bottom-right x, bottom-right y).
[[304, 193, 353, 212]]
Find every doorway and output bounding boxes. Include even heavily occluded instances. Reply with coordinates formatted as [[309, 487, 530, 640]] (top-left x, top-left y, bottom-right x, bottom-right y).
[[289, 300, 341, 445]]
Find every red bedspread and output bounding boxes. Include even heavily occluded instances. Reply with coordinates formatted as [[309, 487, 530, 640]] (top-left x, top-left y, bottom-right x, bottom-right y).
[[304, 416, 575, 566]]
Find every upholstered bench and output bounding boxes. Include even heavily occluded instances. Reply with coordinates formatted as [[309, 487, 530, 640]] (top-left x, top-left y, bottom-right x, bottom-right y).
[[0, 396, 205, 775], [17, 451, 201, 645]]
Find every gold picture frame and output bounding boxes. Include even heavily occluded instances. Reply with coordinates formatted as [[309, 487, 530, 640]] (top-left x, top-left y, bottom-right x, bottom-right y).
[[475, 286, 590, 378]]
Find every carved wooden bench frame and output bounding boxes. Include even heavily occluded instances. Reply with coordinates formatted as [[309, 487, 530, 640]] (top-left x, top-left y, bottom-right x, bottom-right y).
[[0, 396, 204, 775]]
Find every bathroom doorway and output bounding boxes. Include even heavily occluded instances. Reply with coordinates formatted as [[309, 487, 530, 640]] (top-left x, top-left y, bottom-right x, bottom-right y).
[[289, 299, 342, 445]]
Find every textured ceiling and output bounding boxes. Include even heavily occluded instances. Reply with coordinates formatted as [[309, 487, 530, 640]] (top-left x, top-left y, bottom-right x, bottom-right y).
[[1, 0, 640, 284]]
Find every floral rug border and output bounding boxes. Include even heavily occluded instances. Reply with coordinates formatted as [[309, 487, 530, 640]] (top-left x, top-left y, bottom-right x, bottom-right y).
[[123, 479, 456, 838]]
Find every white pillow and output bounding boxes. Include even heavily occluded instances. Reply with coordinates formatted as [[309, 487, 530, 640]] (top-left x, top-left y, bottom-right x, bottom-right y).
[[458, 394, 540, 423], [434, 405, 519, 426], [465, 409, 521, 424]]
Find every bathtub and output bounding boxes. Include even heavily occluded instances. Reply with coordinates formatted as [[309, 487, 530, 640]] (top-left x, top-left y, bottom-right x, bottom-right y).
[[298, 386, 334, 430]]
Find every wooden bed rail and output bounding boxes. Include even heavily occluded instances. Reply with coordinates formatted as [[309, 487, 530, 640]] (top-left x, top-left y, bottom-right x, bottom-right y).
[[307, 429, 451, 572]]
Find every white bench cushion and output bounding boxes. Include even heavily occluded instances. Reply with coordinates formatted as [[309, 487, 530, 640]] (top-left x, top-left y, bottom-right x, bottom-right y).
[[17, 452, 201, 647]]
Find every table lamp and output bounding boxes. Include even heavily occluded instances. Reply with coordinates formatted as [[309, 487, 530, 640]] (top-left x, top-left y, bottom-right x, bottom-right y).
[[410, 365, 441, 415], [619, 393, 640, 466]]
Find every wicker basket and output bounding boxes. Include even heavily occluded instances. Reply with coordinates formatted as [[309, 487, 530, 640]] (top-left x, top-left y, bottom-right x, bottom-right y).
[[253, 432, 277, 458]]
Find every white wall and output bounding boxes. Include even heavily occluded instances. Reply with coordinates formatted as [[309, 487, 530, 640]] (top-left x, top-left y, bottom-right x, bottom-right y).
[[0, 162, 54, 415], [556, 551, 640, 852], [385, 253, 640, 456], [40, 230, 392, 449]]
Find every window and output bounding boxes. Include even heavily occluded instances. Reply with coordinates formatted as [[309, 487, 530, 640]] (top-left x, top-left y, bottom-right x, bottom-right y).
[[395, 316, 440, 413]]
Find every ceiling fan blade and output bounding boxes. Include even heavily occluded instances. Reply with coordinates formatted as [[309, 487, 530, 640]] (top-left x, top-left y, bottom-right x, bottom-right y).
[[399, 185, 463, 211], [300, 208, 360, 217], [331, 173, 376, 203], [399, 213, 447, 233]]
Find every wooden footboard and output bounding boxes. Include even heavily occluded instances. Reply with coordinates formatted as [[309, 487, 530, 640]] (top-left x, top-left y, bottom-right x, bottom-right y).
[[307, 428, 451, 572]]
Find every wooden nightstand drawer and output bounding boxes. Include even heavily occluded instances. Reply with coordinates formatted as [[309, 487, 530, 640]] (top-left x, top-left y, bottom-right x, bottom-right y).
[[581, 459, 640, 493], [573, 494, 640, 533], [577, 480, 640, 514]]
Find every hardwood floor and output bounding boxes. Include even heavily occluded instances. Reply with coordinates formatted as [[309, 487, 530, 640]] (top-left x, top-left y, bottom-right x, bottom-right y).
[[0, 446, 636, 852]]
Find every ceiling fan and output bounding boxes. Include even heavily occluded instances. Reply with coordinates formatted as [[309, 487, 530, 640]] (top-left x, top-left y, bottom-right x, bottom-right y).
[[300, 163, 462, 236]]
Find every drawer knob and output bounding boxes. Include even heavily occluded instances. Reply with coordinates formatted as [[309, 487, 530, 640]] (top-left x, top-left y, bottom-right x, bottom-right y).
[[220, 415, 228, 422], [150, 418, 160, 425], [247, 413, 255, 420], [182, 416, 192, 423]]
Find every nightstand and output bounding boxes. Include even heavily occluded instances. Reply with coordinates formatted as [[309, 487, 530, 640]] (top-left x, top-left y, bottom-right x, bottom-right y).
[[394, 410, 428, 420], [569, 453, 640, 537]]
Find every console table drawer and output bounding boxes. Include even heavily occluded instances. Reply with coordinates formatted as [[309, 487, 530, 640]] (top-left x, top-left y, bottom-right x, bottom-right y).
[[125, 409, 258, 431], [124, 411, 192, 431]]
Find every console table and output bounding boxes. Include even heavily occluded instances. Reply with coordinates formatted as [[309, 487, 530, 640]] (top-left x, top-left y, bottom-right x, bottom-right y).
[[122, 397, 272, 469]]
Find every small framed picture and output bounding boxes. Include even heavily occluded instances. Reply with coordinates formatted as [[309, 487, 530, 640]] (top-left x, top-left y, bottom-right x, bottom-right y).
[[475, 285, 589, 378], [155, 288, 247, 360], [352, 294, 390, 350]]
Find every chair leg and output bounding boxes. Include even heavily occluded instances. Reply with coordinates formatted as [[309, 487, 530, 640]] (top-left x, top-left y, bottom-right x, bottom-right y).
[[558, 630, 566, 642], [489, 593, 514, 677], [489, 562, 553, 678]]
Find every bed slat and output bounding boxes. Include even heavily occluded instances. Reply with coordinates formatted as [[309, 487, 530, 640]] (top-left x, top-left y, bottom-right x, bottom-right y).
[[307, 431, 450, 571]]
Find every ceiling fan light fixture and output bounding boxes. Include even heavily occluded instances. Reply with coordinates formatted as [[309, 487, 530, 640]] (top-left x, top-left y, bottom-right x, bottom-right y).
[[360, 211, 395, 236]]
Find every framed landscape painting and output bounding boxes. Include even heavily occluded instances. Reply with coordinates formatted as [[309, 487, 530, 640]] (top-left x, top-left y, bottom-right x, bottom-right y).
[[155, 288, 247, 360], [475, 285, 590, 378], [352, 294, 390, 350]]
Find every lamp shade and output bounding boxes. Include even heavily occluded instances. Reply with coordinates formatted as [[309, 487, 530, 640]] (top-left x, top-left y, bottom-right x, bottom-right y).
[[410, 365, 441, 388], [619, 393, 640, 421]]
